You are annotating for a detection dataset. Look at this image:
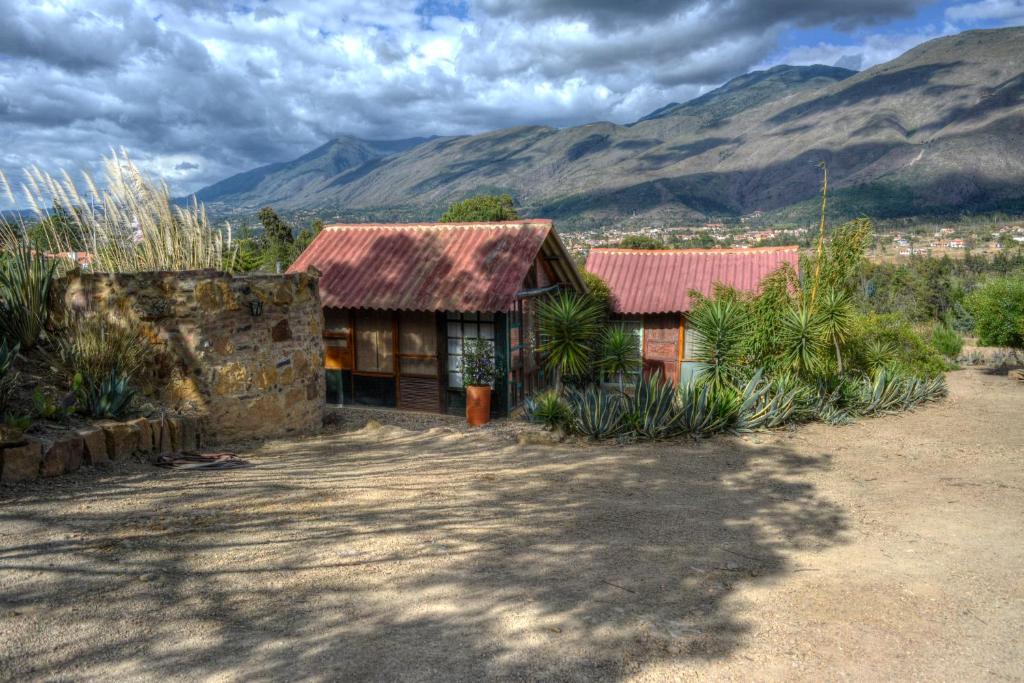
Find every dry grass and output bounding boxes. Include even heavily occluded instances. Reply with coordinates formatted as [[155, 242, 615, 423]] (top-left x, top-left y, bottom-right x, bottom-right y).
[[1, 149, 229, 272]]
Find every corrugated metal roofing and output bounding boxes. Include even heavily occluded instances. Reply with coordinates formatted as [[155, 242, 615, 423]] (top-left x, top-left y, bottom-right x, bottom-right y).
[[288, 219, 565, 312], [585, 246, 800, 314]]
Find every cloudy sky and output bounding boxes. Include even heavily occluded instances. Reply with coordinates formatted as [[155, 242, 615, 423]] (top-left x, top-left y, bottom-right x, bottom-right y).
[[1, 0, 1022, 202]]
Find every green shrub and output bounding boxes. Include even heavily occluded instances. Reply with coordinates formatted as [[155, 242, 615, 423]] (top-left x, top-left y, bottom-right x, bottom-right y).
[[0, 339, 19, 416], [0, 241, 57, 350], [54, 311, 157, 391], [524, 390, 571, 430], [965, 275, 1024, 351], [440, 194, 518, 222], [929, 325, 964, 359], [848, 313, 951, 377]]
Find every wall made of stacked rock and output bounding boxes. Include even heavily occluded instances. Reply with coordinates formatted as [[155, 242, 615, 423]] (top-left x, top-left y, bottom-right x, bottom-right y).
[[58, 269, 325, 445]]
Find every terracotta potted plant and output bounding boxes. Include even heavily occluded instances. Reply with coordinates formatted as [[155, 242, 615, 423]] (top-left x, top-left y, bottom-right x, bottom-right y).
[[462, 338, 496, 426]]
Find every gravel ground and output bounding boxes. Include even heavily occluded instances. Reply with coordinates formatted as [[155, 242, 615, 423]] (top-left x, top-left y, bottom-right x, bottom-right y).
[[1, 368, 1022, 681]]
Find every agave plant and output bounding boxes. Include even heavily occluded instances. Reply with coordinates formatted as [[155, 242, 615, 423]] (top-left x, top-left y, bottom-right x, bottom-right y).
[[536, 291, 603, 389], [675, 379, 737, 436], [523, 390, 572, 430], [75, 368, 136, 419], [565, 385, 624, 439], [0, 241, 57, 350], [598, 325, 640, 391], [734, 369, 801, 431], [689, 298, 748, 391], [621, 372, 683, 439], [857, 368, 908, 416]]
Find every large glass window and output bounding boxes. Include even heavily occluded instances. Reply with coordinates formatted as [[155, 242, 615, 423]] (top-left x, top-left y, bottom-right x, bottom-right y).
[[446, 312, 495, 389], [398, 311, 438, 377], [355, 309, 394, 373]]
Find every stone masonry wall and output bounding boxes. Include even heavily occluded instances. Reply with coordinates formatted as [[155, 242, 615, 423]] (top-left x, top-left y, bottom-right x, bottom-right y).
[[59, 269, 325, 445]]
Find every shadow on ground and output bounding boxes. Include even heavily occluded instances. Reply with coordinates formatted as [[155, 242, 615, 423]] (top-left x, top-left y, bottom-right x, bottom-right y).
[[0, 424, 846, 680]]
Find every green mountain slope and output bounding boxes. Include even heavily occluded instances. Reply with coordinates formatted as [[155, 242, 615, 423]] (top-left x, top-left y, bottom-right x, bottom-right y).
[[193, 27, 1024, 227]]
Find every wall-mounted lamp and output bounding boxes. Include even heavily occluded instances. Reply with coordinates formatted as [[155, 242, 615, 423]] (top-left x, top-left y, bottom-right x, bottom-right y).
[[249, 299, 264, 317]]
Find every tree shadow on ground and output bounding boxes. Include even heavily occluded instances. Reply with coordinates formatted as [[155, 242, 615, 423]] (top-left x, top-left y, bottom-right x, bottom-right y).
[[0, 425, 846, 680]]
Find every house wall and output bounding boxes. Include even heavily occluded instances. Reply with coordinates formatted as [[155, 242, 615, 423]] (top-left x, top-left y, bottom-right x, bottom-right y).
[[59, 269, 325, 444]]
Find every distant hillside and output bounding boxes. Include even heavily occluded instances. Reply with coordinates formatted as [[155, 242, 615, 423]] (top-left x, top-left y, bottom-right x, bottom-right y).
[[192, 27, 1024, 228]]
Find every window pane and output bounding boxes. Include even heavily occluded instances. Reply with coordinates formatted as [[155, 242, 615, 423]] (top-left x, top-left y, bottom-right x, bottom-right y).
[[401, 357, 437, 377], [479, 312, 494, 321], [355, 310, 393, 373], [463, 322, 478, 338], [399, 311, 436, 355], [447, 311, 460, 320], [480, 323, 495, 340], [684, 324, 702, 361], [449, 371, 462, 387], [447, 321, 462, 338]]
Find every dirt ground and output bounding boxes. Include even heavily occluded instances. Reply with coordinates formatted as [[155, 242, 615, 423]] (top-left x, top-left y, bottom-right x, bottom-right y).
[[1, 368, 1022, 682]]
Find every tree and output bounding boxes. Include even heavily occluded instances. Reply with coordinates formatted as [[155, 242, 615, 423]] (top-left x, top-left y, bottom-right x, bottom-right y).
[[295, 217, 324, 253], [258, 206, 294, 244], [440, 194, 518, 222], [27, 205, 83, 252], [965, 275, 1024, 352], [617, 234, 667, 250]]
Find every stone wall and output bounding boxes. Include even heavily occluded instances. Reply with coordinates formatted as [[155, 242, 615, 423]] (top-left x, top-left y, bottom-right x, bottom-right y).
[[59, 269, 325, 445]]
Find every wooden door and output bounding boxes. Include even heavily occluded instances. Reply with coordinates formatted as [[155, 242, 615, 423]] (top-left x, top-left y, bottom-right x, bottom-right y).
[[643, 314, 681, 383]]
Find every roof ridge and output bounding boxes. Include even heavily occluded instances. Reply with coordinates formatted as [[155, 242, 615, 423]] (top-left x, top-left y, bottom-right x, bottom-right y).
[[589, 245, 800, 254], [323, 219, 552, 231]]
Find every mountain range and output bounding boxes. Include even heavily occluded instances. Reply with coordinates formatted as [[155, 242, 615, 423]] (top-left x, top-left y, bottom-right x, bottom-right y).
[[193, 26, 1024, 228]]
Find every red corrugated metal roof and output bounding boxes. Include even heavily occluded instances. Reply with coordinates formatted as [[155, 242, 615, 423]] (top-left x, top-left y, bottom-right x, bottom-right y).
[[288, 220, 558, 312], [585, 246, 800, 314]]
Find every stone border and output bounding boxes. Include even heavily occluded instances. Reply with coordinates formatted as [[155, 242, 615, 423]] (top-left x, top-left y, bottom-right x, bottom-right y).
[[0, 415, 203, 484]]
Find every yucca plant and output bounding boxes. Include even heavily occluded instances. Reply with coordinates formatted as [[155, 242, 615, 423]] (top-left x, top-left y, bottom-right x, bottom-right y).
[[75, 368, 135, 419], [734, 369, 801, 431], [565, 385, 624, 439], [676, 379, 737, 436], [689, 297, 748, 391], [817, 288, 854, 374], [621, 372, 683, 439], [863, 339, 897, 374], [536, 291, 603, 389], [524, 390, 572, 430], [598, 325, 640, 391], [779, 305, 825, 376], [0, 240, 57, 350]]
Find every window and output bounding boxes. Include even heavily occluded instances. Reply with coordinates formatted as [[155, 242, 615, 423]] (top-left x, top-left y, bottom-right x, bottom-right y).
[[446, 312, 495, 389], [355, 309, 394, 373], [398, 311, 438, 377]]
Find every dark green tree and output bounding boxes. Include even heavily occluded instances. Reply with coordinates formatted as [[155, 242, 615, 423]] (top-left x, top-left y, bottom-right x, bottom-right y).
[[440, 194, 518, 222], [258, 206, 294, 244], [617, 234, 667, 250]]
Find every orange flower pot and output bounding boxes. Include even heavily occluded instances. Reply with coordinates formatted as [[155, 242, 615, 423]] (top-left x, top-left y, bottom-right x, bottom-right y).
[[466, 385, 492, 426]]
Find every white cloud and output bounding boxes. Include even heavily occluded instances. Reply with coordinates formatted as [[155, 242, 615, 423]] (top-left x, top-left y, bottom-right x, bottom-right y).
[[0, 0, 1013, 205], [946, 0, 1024, 23]]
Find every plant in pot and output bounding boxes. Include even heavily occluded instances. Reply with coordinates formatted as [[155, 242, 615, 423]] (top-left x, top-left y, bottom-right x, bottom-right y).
[[462, 338, 496, 426]]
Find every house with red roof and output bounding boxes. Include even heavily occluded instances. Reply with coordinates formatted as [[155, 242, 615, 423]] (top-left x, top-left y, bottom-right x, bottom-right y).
[[288, 219, 584, 416], [585, 246, 800, 383]]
